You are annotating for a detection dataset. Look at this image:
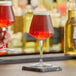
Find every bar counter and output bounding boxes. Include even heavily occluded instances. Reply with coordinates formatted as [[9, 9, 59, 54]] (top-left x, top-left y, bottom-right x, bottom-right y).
[[0, 54, 76, 76]]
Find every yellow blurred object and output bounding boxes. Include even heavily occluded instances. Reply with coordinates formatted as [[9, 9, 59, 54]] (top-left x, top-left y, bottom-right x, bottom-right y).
[[57, 0, 67, 4], [41, 0, 52, 10], [22, 0, 37, 53], [64, 10, 76, 56]]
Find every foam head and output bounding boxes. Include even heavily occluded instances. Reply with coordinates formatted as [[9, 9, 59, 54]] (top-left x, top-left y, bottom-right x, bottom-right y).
[[0, 1, 12, 6], [33, 11, 50, 15]]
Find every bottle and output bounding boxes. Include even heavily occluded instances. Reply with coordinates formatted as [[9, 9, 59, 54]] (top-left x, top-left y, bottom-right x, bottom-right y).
[[8, 0, 24, 54], [60, 16, 67, 52], [50, 0, 62, 52], [23, 0, 37, 53], [64, 0, 76, 56]]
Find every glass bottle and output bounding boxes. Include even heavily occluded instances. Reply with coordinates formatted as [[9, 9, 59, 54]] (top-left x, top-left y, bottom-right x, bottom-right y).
[[64, 0, 76, 56], [50, 0, 62, 52], [60, 16, 67, 52], [23, 0, 36, 53], [8, 0, 24, 54]]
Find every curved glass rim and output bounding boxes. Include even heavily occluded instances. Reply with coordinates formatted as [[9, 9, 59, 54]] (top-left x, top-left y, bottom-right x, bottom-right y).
[[0, 1, 12, 6], [33, 11, 50, 15]]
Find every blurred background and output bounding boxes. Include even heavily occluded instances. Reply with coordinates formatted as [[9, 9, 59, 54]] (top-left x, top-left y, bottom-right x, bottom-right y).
[[2, 0, 74, 55]]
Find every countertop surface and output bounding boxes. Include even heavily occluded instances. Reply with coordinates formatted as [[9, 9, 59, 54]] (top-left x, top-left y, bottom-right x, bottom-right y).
[[0, 59, 76, 76]]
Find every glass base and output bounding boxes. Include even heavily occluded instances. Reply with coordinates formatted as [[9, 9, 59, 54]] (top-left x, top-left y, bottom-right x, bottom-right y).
[[0, 49, 8, 55], [0, 48, 15, 54], [6, 48, 15, 51], [22, 63, 62, 72]]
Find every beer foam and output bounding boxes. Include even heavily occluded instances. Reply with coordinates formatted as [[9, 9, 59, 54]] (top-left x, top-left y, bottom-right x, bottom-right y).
[[0, 1, 12, 6], [33, 11, 50, 15]]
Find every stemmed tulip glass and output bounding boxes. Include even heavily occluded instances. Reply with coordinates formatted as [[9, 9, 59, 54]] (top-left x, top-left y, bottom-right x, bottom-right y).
[[0, 1, 15, 54], [22, 11, 61, 72]]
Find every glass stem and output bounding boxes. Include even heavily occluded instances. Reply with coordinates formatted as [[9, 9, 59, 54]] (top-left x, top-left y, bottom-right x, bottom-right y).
[[39, 40, 43, 64], [3, 43, 6, 49], [6, 27, 8, 31], [3, 27, 8, 50]]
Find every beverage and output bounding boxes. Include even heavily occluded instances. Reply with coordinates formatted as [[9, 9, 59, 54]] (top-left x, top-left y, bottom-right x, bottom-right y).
[[0, 6, 15, 27], [23, 11, 61, 72], [64, 10, 76, 56], [29, 14, 54, 40], [29, 12, 54, 53], [64, 0, 76, 56], [0, 1, 15, 55], [31, 0, 52, 53]]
